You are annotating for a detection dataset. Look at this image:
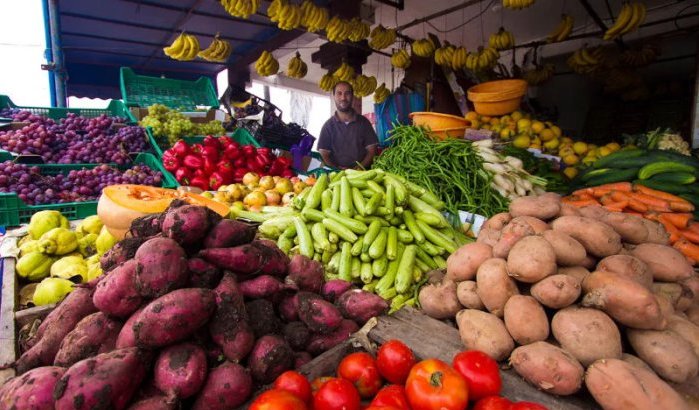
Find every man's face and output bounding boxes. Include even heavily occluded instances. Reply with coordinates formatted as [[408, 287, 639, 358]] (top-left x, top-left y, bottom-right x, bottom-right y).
[[334, 83, 354, 113]]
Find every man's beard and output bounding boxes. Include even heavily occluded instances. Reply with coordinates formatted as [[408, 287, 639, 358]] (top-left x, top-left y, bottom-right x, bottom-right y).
[[337, 103, 352, 113]]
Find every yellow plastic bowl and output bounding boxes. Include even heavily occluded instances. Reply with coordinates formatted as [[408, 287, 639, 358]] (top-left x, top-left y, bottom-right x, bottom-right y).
[[409, 112, 471, 129], [429, 127, 468, 141], [467, 79, 527, 116]]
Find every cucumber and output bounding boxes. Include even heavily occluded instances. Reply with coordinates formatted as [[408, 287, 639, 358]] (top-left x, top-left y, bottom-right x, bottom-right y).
[[649, 149, 699, 167], [580, 168, 613, 183], [638, 162, 695, 180], [584, 168, 639, 187], [592, 149, 644, 169], [648, 172, 696, 185]]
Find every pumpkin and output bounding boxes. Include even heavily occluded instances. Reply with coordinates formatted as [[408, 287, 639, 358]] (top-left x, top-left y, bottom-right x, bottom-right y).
[[98, 185, 230, 240]]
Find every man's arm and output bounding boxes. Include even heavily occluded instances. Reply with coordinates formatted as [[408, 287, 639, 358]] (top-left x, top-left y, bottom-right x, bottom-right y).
[[357, 144, 377, 169], [319, 149, 344, 169]]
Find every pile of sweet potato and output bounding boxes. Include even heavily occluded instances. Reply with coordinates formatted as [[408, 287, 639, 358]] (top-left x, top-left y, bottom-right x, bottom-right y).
[[0, 201, 388, 410], [418, 193, 699, 409]]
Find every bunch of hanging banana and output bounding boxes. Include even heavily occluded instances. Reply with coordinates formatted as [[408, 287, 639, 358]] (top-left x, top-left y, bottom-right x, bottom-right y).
[[197, 35, 233, 63], [566, 46, 603, 75], [603, 68, 642, 94], [352, 75, 378, 97], [450, 47, 469, 70], [522, 63, 555, 85], [621, 44, 659, 67], [502, 0, 535, 10], [347, 18, 371, 42], [220, 0, 260, 19], [603, 2, 646, 41], [300, 0, 330, 32], [267, 0, 285, 22], [326, 16, 353, 43], [391, 49, 411, 69], [434, 43, 456, 68], [286, 52, 308, 79], [374, 83, 390, 104], [547, 14, 574, 43], [465, 48, 500, 72], [255, 51, 279, 77], [368, 25, 397, 50], [276, 2, 303, 30], [411, 38, 436, 58], [489, 28, 514, 50], [333, 62, 355, 82], [319, 72, 339, 92], [163, 33, 200, 61]]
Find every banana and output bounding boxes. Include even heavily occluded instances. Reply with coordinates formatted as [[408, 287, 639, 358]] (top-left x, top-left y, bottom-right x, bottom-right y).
[[554, 14, 574, 42], [374, 83, 390, 104], [434, 43, 456, 67], [411, 38, 436, 58], [319, 72, 338, 92], [163, 33, 186, 58], [333, 62, 355, 82], [489, 28, 514, 50], [503, 0, 535, 10], [604, 3, 633, 40], [523, 63, 555, 85], [267, 0, 285, 22], [620, 2, 646, 36], [256, 51, 279, 76], [368, 25, 396, 50], [287, 52, 308, 79], [391, 49, 411, 69], [221, 0, 259, 19], [451, 47, 467, 70]]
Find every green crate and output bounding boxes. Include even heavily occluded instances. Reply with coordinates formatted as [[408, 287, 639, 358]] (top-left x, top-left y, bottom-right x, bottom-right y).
[[0, 95, 133, 121], [0, 153, 177, 228], [120, 67, 219, 111], [147, 127, 260, 159]]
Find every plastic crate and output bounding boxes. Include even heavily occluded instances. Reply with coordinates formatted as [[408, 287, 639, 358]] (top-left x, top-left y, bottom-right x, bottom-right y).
[[0, 153, 177, 228], [0, 95, 133, 121], [147, 127, 259, 159], [120, 67, 219, 111]]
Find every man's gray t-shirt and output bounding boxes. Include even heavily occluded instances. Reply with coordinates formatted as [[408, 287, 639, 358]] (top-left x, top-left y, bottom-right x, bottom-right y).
[[318, 112, 379, 168]]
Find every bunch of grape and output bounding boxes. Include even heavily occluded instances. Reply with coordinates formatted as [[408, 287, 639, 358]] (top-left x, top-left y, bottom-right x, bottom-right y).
[[0, 160, 163, 205], [0, 108, 21, 118], [140, 104, 225, 147], [194, 120, 225, 136]]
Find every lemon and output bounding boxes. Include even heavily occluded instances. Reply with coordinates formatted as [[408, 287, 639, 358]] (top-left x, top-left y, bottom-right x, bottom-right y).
[[606, 142, 621, 152], [530, 144, 542, 150], [539, 128, 555, 142], [588, 144, 598, 151], [490, 117, 500, 126], [516, 118, 532, 132], [563, 154, 580, 166], [465, 111, 479, 122], [573, 142, 588, 155], [582, 156, 597, 165], [544, 138, 560, 150], [551, 125, 562, 138], [561, 136, 573, 144], [470, 119, 481, 129], [531, 136, 541, 145], [559, 147, 575, 158], [500, 128, 514, 140], [501, 115, 511, 123], [512, 135, 531, 149], [482, 124, 492, 130], [511, 111, 523, 121], [563, 167, 579, 179], [598, 147, 612, 157], [531, 121, 545, 134]]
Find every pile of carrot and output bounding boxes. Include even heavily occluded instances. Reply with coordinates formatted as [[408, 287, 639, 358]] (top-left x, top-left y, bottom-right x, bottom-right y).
[[563, 182, 699, 263]]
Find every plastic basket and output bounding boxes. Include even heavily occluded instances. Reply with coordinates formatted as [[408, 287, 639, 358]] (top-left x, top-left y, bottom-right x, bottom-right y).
[[120, 67, 219, 111], [0, 95, 132, 121], [147, 128, 259, 159], [0, 153, 176, 228]]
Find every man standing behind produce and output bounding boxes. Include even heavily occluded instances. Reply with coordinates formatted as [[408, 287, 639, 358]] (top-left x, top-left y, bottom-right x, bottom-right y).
[[318, 81, 379, 170]]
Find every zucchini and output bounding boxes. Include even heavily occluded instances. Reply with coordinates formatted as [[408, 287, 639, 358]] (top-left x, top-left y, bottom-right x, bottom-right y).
[[592, 149, 645, 169], [648, 172, 696, 185], [580, 168, 613, 183], [649, 149, 699, 167], [584, 168, 639, 187], [638, 162, 695, 180]]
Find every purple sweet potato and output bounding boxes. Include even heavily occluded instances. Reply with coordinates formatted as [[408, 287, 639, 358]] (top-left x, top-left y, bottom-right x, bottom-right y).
[[54, 312, 122, 367], [298, 292, 343, 333], [133, 288, 216, 348], [283, 321, 311, 351], [161, 204, 213, 246], [209, 273, 255, 362], [16, 287, 97, 374], [294, 352, 313, 369], [154, 342, 208, 399], [199, 242, 289, 278], [93, 260, 143, 318], [129, 214, 163, 239], [100, 237, 149, 273], [336, 289, 389, 324], [279, 293, 300, 322], [0, 366, 65, 410], [126, 395, 176, 410], [203, 219, 256, 249], [240, 275, 288, 298], [187, 257, 223, 289], [247, 299, 282, 338], [307, 319, 359, 355], [248, 335, 294, 384], [286, 254, 324, 293], [134, 237, 188, 297], [53, 347, 151, 410], [321, 280, 354, 302], [192, 361, 252, 410], [116, 306, 145, 349]]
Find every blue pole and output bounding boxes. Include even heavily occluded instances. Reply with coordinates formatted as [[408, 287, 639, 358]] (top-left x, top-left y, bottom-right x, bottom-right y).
[[47, 0, 67, 107], [41, 0, 57, 107]]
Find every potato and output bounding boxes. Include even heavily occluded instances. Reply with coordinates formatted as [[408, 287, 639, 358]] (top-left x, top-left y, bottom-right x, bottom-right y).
[[550, 216, 622, 257], [492, 219, 534, 259], [581, 270, 666, 330], [627, 328, 699, 383], [418, 276, 462, 320], [600, 212, 649, 244], [541, 230, 586, 267], [652, 282, 694, 312], [681, 275, 699, 305], [482, 212, 511, 231], [530, 274, 581, 309], [476, 258, 520, 317], [630, 243, 693, 282], [585, 359, 689, 410], [509, 341, 584, 395], [503, 295, 548, 345], [687, 304, 699, 327], [666, 315, 699, 359], [640, 218, 670, 245], [596, 255, 652, 289], [621, 353, 655, 373], [509, 195, 561, 221], [506, 236, 557, 283], [456, 281, 484, 310], [510, 216, 548, 234], [558, 266, 590, 283], [578, 205, 608, 220], [455, 309, 514, 361], [558, 203, 581, 217], [579, 254, 597, 270], [446, 243, 493, 282], [654, 294, 676, 322], [551, 306, 621, 366], [476, 228, 500, 248]]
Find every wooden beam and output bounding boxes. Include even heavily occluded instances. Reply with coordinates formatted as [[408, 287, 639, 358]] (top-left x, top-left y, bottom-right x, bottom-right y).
[[396, 0, 484, 31], [120, 0, 276, 28]]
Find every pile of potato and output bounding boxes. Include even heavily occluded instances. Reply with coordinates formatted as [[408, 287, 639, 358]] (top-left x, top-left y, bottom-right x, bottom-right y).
[[418, 193, 699, 409]]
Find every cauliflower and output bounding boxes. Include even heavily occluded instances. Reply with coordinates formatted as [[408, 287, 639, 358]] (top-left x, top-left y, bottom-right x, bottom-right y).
[[657, 132, 691, 156]]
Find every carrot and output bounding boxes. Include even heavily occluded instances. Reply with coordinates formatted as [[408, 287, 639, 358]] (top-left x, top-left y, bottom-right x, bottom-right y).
[[603, 200, 628, 212], [576, 193, 595, 201], [680, 229, 699, 244], [673, 239, 699, 263], [643, 212, 659, 221], [563, 199, 601, 208], [628, 192, 671, 211], [627, 198, 648, 213], [591, 188, 613, 198], [669, 201, 695, 213], [594, 182, 632, 192], [634, 184, 692, 204], [572, 188, 593, 197], [608, 191, 629, 202], [600, 194, 616, 206], [688, 222, 699, 235], [658, 214, 681, 243], [624, 211, 643, 217], [659, 213, 692, 229]]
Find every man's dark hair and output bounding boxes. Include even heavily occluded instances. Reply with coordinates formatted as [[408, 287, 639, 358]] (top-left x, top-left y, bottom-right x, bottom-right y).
[[332, 81, 354, 95]]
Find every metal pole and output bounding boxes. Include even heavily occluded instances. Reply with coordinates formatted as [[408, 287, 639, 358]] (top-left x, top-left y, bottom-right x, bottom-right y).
[[47, 0, 67, 107], [41, 0, 56, 107]]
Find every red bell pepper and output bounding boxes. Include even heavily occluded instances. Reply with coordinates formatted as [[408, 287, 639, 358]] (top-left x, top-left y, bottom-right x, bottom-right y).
[[190, 143, 205, 155], [193, 168, 207, 178], [247, 158, 264, 174], [202, 158, 217, 176], [242, 145, 256, 158], [202, 135, 221, 150], [201, 145, 220, 163], [174, 167, 192, 185], [183, 154, 204, 169], [171, 140, 190, 158], [216, 160, 235, 183], [233, 157, 247, 168], [209, 171, 227, 191], [256, 147, 272, 158], [223, 144, 241, 161], [189, 175, 210, 191], [255, 155, 269, 171], [218, 136, 233, 148], [162, 154, 180, 173], [275, 157, 292, 168], [233, 168, 249, 183], [282, 168, 296, 178]]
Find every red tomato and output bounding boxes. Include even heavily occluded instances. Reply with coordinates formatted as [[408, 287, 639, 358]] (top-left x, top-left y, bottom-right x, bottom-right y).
[[370, 385, 410, 410], [310, 376, 335, 393], [365, 407, 404, 410], [313, 378, 361, 410], [337, 352, 383, 398], [452, 350, 502, 401], [509, 402, 549, 410], [250, 388, 309, 410], [472, 396, 512, 410], [405, 359, 469, 410], [376, 340, 416, 384], [273, 371, 312, 403]]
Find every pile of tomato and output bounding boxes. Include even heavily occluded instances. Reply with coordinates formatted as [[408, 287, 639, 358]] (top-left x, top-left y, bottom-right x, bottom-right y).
[[250, 340, 549, 410]]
